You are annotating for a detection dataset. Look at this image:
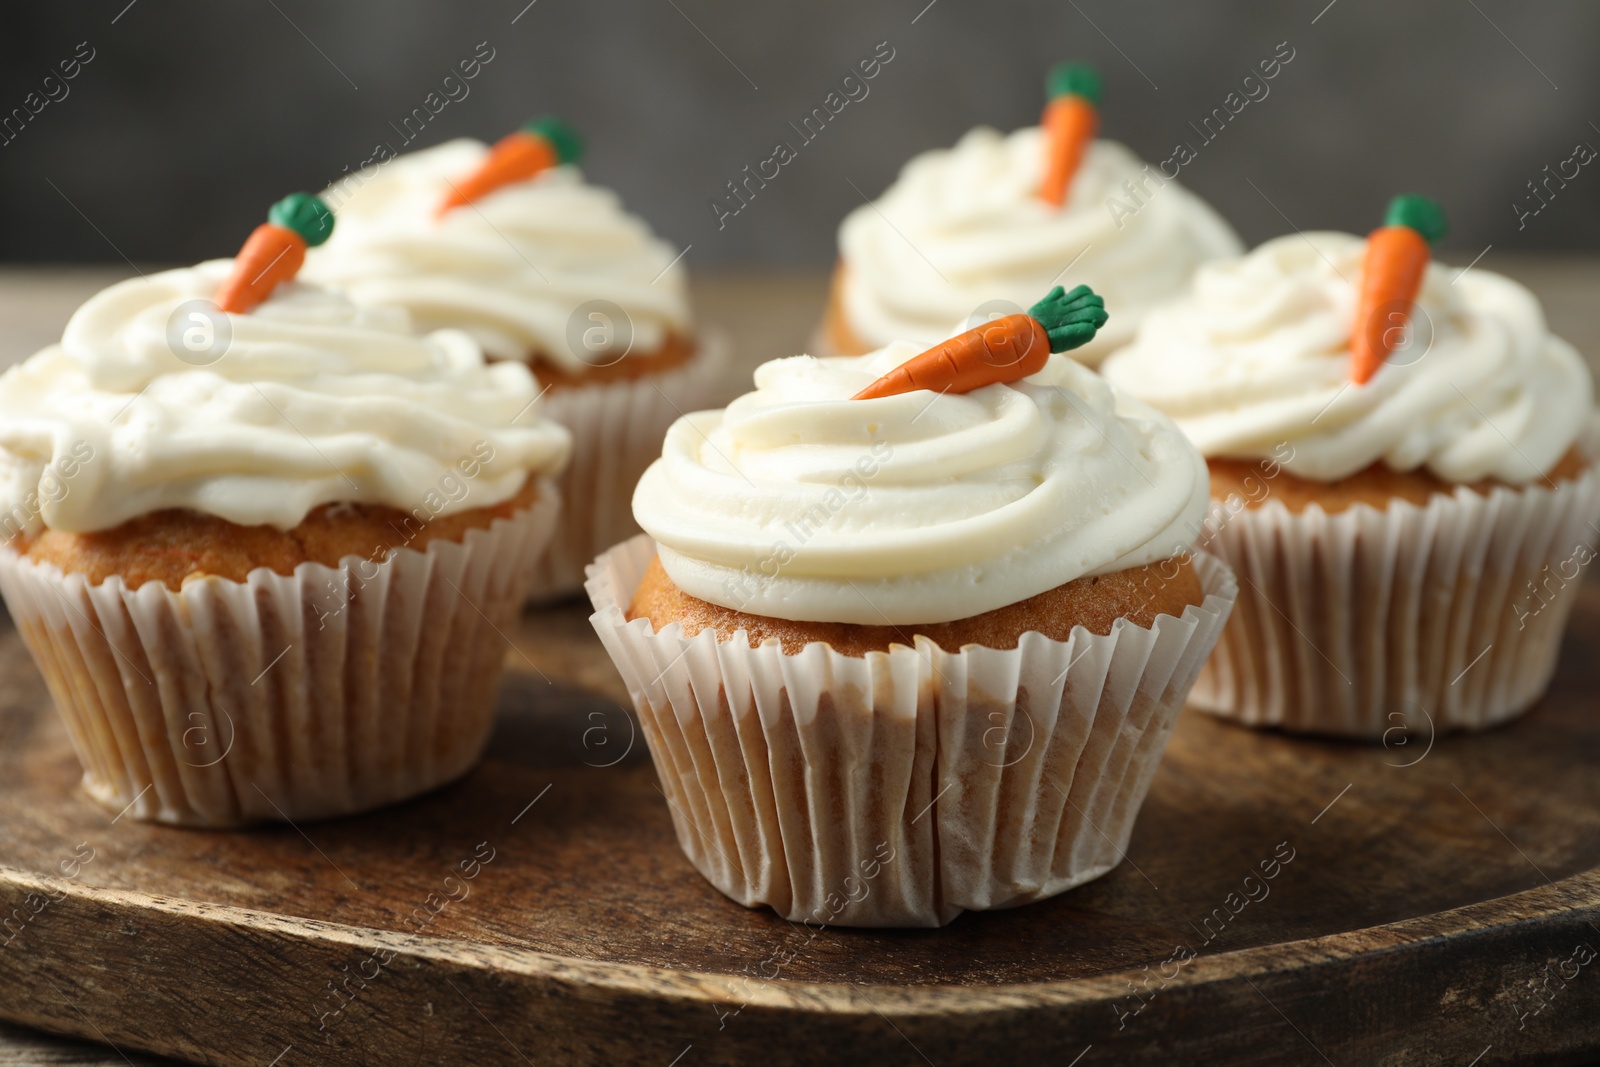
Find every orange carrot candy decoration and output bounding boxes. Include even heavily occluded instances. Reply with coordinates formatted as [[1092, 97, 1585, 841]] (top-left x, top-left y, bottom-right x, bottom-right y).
[[1038, 62, 1102, 206], [852, 285, 1107, 400], [1349, 194, 1449, 385], [213, 192, 334, 315], [435, 116, 583, 217]]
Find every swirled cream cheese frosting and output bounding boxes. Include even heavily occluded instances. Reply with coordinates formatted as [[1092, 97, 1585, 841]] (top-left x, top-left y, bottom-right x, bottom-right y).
[[1100, 232, 1594, 484], [302, 139, 691, 371], [0, 262, 571, 535], [837, 128, 1242, 366], [632, 344, 1208, 624]]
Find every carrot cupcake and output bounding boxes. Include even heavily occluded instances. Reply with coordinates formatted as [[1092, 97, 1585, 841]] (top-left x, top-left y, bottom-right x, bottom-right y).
[[0, 195, 571, 826], [588, 287, 1237, 927], [303, 120, 725, 599], [1101, 196, 1600, 737], [822, 63, 1241, 366]]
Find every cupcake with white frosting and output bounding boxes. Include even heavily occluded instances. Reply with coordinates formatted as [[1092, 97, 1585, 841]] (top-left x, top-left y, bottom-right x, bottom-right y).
[[823, 64, 1241, 366], [587, 289, 1236, 926], [0, 197, 571, 825], [1101, 201, 1600, 737], [303, 122, 726, 598]]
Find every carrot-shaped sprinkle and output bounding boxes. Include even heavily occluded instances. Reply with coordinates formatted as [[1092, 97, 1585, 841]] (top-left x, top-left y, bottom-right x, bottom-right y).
[[1350, 194, 1448, 385], [213, 193, 333, 315], [1039, 62, 1102, 206], [436, 116, 583, 217], [852, 285, 1107, 401]]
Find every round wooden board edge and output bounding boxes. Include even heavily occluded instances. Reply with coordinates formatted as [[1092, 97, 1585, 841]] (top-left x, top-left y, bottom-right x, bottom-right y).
[[2, 861, 1596, 1010], [0, 863, 1593, 1055]]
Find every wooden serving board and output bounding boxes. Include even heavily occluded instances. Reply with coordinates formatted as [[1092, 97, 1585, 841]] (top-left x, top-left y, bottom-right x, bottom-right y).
[[0, 588, 1598, 1067]]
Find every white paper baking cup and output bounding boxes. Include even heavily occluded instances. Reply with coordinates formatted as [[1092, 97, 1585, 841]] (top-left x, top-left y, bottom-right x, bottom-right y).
[[0, 480, 560, 827], [1190, 463, 1600, 737], [586, 535, 1237, 928], [528, 330, 732, 602]]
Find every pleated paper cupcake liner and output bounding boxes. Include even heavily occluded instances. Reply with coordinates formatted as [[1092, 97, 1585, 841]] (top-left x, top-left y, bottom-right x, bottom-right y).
[[1190, 462, 1600, 737], [527, 329, 733, 602], [586, 535, 1238, 928], [0, 480, 560, 827]]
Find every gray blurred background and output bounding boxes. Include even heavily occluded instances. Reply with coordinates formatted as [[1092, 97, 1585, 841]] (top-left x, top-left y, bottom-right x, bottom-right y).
[[2, 0, 1597, 267]]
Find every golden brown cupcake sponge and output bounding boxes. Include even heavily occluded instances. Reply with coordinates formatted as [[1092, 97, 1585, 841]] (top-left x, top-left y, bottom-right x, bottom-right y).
[[1209, 447, 1589, 515], [17, 476, 542, 591], [628, 554, 1204, 657]]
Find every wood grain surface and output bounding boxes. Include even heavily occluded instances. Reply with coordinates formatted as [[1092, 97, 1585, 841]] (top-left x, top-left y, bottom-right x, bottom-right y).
[[0, 578, 1598, 1065], [0, 265, 1598, 1066]]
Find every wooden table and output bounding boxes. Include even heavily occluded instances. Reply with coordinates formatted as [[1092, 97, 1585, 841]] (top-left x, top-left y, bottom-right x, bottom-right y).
[[1, 263, 1599, 1067]]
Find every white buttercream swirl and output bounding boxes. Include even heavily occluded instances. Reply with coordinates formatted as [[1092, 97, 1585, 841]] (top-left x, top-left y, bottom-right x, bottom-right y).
[[632, 344, 1208, 625], [837, 127, 1242, 365], [304, 138, 691, 370], [0, 262, 571, 534], [1100, 232, 1593, 483]]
